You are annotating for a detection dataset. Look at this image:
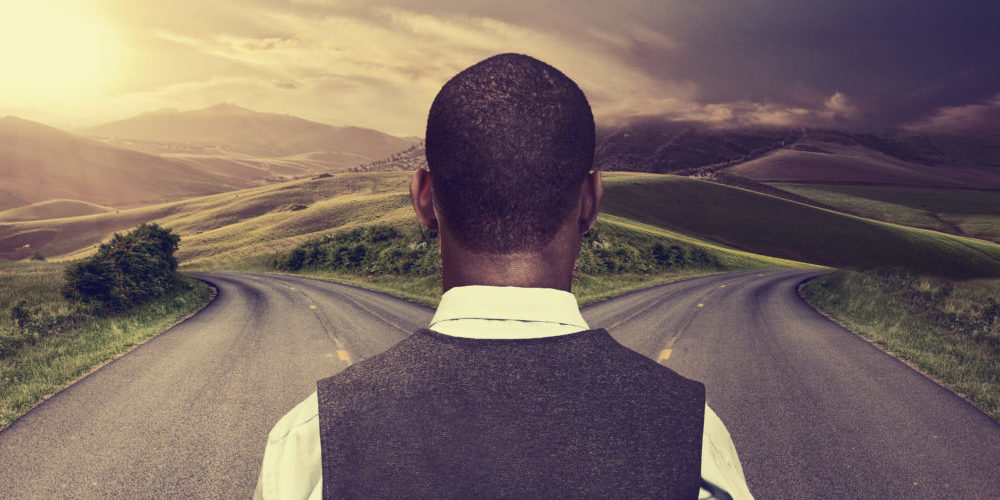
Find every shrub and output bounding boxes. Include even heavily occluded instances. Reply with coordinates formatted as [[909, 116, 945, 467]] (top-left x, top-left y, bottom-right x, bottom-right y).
[[272, 225, 441, 277], [577, 223, 719, 275], [273, 222, 721, 279], [63, 223, 181, 313]]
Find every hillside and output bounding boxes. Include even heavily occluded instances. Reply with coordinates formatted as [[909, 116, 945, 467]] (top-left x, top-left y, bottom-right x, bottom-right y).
[[0, 117, 247, 210], [599, 174, 1000, 279], [343, 120, 1000, 185], [83, 103, 415, 159], [0, 172, 808, 271], [723, 135, 1000, 189], [767, 183, 1000, 244], [6, 170, 998, 280], [0, 199, 111, 222], [595, 118, 800, 174], [0, 172, 417, 263]]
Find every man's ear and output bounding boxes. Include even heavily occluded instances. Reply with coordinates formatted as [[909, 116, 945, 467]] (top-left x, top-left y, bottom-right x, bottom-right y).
[[410, 167, 439, 231], [579, 170, 602, 234]]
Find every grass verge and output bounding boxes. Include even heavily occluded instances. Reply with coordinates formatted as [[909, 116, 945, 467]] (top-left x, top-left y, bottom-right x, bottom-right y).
[[0, 275, 214, 430], [800, 270, 1000, 422]]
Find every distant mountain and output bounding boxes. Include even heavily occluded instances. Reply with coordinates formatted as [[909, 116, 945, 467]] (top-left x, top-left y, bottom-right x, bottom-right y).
[[83, 103, 415, 159], [354, 141, 425, 173], [0, 117, 251, 210], [595, 118, 801, 174]]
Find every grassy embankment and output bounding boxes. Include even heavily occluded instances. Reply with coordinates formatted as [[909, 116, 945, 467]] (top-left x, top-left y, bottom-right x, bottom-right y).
[[0, 260, 213, 430], [801, 270, 1000, 421], [770, 183, 1000, 244]]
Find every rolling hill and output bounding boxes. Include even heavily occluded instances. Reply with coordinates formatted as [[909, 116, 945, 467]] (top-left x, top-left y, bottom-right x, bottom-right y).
[[766, 183, 1000, 244], [595, 118, 800, 174], [83, 103, 415, 159], [0, 117, 248, 210], [0, 172, 417, 263], [0, 172, 803, 270], [722, 135, 1000, 189], [2, 106, 421, 215], [0, 199, 112, 223], [599, 174, 1000, 278], [4, 171, 999, 280]]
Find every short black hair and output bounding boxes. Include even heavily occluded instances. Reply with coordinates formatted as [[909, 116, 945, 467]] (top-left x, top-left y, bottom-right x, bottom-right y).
[[425, 53, 595, 254]]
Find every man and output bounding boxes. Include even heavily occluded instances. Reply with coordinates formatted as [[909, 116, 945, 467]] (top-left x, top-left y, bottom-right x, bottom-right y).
[[255, 53, 753, 500]]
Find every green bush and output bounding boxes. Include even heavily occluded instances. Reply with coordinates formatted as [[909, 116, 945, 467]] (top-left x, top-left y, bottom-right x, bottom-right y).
[[272, 222, 721, 278], [272, 225, 441, 277], [63, 223, 182, 313], [576, 223, 719, 275]]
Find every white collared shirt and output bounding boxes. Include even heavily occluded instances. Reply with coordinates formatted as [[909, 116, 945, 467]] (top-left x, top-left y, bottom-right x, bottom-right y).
[[255, 286, 754, 500]]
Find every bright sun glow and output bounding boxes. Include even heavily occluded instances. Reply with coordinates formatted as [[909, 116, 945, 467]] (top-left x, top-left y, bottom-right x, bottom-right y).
[[0, 1, 116, 98]]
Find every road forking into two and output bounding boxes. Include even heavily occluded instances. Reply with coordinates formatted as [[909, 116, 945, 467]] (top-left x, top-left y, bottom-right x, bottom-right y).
[[0, 270, 997, 498]]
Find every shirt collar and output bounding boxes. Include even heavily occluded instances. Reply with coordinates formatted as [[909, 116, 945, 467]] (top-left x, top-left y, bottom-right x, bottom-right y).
[[429, 285, 589, 339]]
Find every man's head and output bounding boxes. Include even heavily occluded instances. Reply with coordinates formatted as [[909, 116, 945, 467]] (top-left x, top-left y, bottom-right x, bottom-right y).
[[422, 53, 596, 254]]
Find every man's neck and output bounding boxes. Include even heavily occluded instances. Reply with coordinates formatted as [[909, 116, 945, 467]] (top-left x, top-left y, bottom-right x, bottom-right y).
[[438, 225, 579, 292], [441, 251, 573, 292]]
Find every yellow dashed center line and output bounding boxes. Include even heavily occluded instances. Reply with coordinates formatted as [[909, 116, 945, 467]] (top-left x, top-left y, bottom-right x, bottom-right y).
[[336, 349, 352, 362], [697, 303, 704, 308], [657, 349, 672, 362], [309, 304, 317, 310], [719, 284, 727, 288]]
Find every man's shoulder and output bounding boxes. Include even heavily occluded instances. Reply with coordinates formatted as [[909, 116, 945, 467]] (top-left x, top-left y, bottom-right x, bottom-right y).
[[316, 330, 429, 388], [597, 330, 706, 395]]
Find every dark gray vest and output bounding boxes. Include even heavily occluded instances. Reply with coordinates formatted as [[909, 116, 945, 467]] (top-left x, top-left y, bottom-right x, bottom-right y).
[[318, 328, 705, 499]]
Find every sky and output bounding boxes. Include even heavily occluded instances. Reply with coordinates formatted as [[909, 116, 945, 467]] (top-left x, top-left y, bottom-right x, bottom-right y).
[[0, 0, 997, 136]]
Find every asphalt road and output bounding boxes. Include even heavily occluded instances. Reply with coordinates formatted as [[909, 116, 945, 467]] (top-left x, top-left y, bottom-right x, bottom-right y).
[[1, 270, 998, 499]]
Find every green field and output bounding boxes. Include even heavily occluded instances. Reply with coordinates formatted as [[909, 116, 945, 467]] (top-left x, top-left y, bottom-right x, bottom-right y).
[[0, 260, 213, 429], [802, 270, 1000, 422], [600, 174, 1000, 278], [771, 183, 1000, 243]]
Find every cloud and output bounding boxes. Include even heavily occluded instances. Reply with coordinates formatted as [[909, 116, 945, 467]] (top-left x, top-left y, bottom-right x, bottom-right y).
[[131, 6, 700, 135], [822, 92, 859, 120], [904, 93, 1000, 134], [272, 80, 298, 89], [18, 0, 996, 134], [606, 91, 860, 129], [226, 36, 303, 52]]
